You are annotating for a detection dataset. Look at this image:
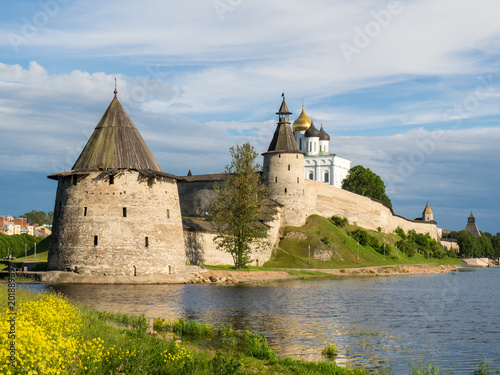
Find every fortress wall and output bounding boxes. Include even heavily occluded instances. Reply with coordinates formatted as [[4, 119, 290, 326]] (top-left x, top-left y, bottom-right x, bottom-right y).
[[49, 171, 186, 275], [177, 180, 216, 217], [305, 180, 439, 239], [183, 210, 282, 266]]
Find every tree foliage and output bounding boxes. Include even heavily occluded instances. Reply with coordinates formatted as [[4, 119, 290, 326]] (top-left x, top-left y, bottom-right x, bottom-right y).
[[395, 227, 449, 259], [456, 230, 499, 258], [210, 143, 273, 269], [341, 165, 392, 208], [0, 233, 45, 258], [20, 210, 53, 225]]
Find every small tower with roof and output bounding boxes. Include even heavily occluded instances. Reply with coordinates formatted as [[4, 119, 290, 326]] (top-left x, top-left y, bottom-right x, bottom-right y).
[[422, 202, 433, 221], [48, 89, 185, 276], [263, 95, 306, 227], [465, 212, 481, 238]]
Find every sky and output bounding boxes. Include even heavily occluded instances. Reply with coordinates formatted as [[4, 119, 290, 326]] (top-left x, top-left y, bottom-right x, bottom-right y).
[[0, 0, 499, 233]]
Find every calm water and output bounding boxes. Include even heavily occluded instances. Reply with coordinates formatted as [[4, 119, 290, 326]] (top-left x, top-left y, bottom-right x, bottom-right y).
[[26, 268, 500, 373]]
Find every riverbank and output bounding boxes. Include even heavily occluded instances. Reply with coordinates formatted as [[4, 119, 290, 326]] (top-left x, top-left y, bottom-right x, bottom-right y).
[[194, 263, 461, 284], [0, 287, 367, 375], [1, 263, 462, 284]]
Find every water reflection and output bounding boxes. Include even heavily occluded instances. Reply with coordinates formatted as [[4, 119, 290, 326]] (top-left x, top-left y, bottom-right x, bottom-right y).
[[23, 268, 500, 374]]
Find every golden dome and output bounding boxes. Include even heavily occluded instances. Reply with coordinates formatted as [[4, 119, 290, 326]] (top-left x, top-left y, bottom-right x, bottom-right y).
[[292, 105, 312, 131]]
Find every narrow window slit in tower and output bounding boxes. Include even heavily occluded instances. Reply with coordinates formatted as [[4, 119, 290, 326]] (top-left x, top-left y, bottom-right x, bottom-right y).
[[167, 209, 170, 219], [72, 175, 78, 185], [297, 177, 299, 183], [275, 177, 278, 183], [145, 237, 149, 248], [94, 236, 98, 246], [123, 207, 127, 217], [288, 165, 290, 171], [109, 173, 114, 185], [284, 188, 287, 193], [84, 207, 87, 216]]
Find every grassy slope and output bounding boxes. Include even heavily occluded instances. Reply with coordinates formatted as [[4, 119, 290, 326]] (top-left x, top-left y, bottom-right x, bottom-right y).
[[264, 215, 462, 269], [0, 236, 49, 271]]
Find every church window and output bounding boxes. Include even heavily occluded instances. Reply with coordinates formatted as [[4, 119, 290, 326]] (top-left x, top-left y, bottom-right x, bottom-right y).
[[84, 207, 87, 216], [145, 237, 149, 248], [324, 172, 329, 183], [308, 172, 313, 180], [299, 139, 302, 150], [94, 236, 98, 246], [109, 173, 114, 185], [123, 207, 127, 217]]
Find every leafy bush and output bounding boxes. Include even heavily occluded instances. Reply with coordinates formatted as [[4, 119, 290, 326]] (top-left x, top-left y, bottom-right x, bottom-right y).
[[350, 228, 380, 251], [330, 215, 349, 228], [243, 332, 277, 361], [210, 351, 242, 375]]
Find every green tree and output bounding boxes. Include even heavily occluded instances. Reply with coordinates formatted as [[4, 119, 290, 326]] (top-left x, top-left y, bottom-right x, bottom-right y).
[[457, 230, 479, 257], [210, 143, 273, 269], [20, 210, 53, 225], [491, 233, 500, 258], [341, 165, 392, 208]]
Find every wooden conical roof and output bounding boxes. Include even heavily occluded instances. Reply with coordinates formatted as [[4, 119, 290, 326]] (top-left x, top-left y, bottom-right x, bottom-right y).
[[264, 122, 300, 154], [72, 95, 162, 172]]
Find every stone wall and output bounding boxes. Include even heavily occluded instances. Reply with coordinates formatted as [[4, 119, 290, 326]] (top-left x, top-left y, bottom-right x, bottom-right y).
[[49, 170, 185, 275], [441, 238, 459, 253], [304, 180, 439, 239], [183, 210, 282, 266], [177, 175, 228, 217]]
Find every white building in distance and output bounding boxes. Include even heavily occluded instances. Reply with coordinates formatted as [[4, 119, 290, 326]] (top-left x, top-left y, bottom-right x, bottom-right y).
[[292, 105, 350, 188]]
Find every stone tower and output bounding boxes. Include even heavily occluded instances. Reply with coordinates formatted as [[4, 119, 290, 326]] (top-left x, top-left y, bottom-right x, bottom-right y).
[[422, 202, 433, 221], [262, 95, 306, 227], [47, 91, 185, 276], [465, 212, 481, 238]]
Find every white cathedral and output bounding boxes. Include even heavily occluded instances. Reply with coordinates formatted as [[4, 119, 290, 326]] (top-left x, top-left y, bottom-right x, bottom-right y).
[[292, 105, 351, 188]]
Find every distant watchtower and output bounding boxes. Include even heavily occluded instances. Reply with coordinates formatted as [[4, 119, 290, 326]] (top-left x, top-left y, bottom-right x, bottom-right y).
[[422, 202, 433, 221], [465, 212, 481, 238], [262, 95, 306, 227], [48, 90, 185, 276]]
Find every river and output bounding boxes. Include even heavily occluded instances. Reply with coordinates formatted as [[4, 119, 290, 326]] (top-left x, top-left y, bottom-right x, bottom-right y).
[[25, 268, 500, 373]]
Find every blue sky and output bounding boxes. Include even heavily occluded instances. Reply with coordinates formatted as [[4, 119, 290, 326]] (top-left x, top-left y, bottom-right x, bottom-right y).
[[0, 0, 499, 233]]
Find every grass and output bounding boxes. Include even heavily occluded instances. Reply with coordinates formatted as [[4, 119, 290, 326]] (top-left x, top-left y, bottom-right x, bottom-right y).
[[263, 215, 462, 269], [0, 236, 50, 272]]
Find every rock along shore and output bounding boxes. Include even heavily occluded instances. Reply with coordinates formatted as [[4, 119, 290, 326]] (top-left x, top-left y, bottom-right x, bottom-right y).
[[20, 263, 461, 285]]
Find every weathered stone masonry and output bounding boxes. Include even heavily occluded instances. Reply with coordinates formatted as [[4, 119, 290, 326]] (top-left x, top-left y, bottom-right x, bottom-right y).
[[48, 93, 186, 276]]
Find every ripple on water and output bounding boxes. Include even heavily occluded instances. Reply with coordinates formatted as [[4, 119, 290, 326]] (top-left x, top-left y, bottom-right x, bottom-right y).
[[19, 268, 500, 374]]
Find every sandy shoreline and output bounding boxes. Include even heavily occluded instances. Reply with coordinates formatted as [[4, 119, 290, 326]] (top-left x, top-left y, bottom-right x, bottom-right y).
[[194, 264, 462, 284], [6, 263, 461, 284]]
